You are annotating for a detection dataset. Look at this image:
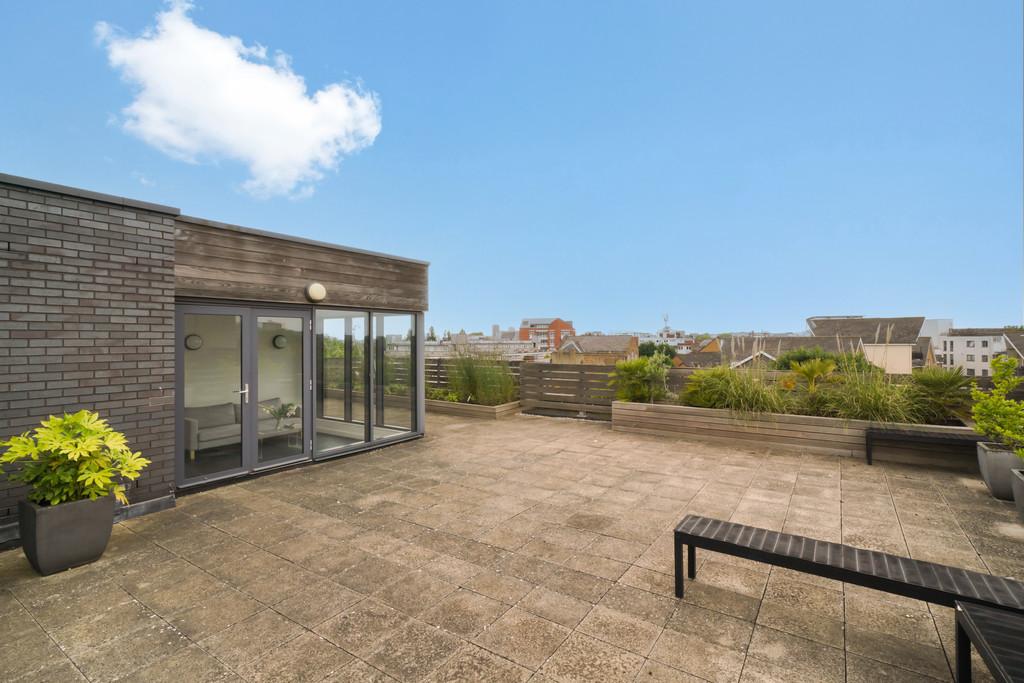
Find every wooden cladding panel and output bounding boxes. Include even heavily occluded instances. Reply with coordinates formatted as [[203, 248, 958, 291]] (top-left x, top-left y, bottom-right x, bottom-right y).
[[175, 219, 428, 310]]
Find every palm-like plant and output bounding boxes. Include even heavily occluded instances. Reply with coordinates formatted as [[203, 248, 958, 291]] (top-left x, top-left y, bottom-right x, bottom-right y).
[[910, 366, 973, 424], [789, 358, 836, 394]]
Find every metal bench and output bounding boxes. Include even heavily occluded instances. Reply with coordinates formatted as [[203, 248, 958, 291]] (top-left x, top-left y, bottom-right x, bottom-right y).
[[865, 426, 984, 465], [955, 601, 1024, 682], [674, 515, 1024, 616]]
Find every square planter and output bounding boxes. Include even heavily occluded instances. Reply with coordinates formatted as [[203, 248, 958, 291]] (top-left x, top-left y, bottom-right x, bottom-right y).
[[19, 496, 115, 576], [977, 442, 1019, 501], [1013, 469, 1024, 523]]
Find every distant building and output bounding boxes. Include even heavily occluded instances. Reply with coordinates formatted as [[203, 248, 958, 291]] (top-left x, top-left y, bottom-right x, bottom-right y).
[[423, 337, 539, 360], [934, 328, 1009, 377], [551, 334, 638, 365], [806, 316, 926, 374], [519, 317, 575, 352], [721, 335, 865, 368], [635, 328, 694, 353], [685, 318, 937, 374], [1003, 332, 1024, 368], [674, 351, 723, 368]]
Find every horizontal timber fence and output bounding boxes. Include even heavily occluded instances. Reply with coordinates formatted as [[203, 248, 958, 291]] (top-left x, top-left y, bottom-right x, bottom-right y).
[[425, 358, 522, 390], [520, 363, 617, 420]]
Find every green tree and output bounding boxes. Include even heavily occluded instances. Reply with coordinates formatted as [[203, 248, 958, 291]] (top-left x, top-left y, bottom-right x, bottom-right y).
[[426, 326, 437, 342], [639, 341, 677, 359]]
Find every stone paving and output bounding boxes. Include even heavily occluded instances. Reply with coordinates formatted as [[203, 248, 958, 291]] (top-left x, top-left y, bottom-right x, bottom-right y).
[[1, 412, 1022, 682]]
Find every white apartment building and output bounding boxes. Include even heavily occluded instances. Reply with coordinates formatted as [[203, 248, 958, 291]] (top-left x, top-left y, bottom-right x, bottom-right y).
[[933, 328, 1007, 377]]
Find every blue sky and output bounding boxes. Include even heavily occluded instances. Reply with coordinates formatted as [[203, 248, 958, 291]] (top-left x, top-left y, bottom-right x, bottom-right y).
[[2, 1, 1021, 335]]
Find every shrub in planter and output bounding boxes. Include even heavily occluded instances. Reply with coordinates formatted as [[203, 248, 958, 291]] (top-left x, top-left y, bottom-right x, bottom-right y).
[[970, 356, 1024, 504], [788, 358, 836, 395], [818, 370, 918, 423], [426, 387, 460, 402], [0, 410, 150, 575], [448, 353, 517, 406], [612, 354, 670, 403], [908, 366, 973, 425], [681, 366, 791, 414]]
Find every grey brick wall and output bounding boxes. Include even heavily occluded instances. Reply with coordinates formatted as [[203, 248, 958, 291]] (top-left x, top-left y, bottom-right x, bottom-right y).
[[0, 179, 177, 526]]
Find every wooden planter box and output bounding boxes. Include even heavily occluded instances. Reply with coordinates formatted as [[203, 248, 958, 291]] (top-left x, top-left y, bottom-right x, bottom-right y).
[[426, 399, 520, 420], [611, 401, 977, 459]]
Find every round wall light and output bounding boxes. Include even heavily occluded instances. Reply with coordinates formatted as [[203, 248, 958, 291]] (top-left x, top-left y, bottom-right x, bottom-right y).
[[272, 334, 288, 349], [306, 283, 327, 302], [184, 334, 203, 350]]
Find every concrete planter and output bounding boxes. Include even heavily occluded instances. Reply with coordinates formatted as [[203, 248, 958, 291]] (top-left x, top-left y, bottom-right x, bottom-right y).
[[19, 496, 115, 576], [977, 442, 1018, 501], [426, 400, 520, 420], [611, 401, 980, 460], [1013, 470, 1024, 523], [974, 441, 1016, 502]]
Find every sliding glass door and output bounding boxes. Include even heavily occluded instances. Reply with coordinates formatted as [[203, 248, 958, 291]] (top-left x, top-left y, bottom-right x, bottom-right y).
[[177, 305, 311, 487], [314, 309, 418, 457], [315, 310, 369, 455], [373, 313, 416, 439], [180, 309, 247, 482], [256, 313, 308, 466], [178, 303, 420, 480]]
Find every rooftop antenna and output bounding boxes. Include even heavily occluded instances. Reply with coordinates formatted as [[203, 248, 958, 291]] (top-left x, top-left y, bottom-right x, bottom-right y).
[[663, 313, 669, 331]]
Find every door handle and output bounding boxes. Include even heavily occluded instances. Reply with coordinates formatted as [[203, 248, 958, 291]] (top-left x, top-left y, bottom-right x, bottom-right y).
[[234, 384, 249, 404]]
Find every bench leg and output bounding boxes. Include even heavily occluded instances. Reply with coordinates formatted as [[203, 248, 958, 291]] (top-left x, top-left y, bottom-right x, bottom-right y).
[[865, 433, 873, 465], [955, 619, 971, 683], [688, 544, 696, 579], [674, 534, 684, 598]]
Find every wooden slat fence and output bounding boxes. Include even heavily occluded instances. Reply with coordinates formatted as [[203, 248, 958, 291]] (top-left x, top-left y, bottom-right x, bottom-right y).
[[520, 363, 616, 420], [424, 358, 522, 390]]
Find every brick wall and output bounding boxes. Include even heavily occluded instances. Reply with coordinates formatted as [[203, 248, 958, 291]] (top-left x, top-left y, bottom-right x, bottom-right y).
[[0, 177, 178, 527]]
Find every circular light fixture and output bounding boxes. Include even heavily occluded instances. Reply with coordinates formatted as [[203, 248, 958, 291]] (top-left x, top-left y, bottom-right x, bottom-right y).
[[306, 282, 327, 302], [184, 334, 203, 350], [272, 334, 288, 349]]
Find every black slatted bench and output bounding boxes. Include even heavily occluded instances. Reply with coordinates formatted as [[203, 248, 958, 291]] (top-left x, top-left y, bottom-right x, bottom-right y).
[[865, 426, 985, 465], [674, 515, 1024, 616], [955, 601, 1024, 682]]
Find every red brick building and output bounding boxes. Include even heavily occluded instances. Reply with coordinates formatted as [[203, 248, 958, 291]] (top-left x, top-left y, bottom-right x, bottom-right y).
[[518, 317, 575, 352]]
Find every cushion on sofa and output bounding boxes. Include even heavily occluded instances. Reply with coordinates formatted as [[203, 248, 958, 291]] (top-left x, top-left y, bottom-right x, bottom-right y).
[[198, 423, 242, 444], [185, 402, 237, 430]]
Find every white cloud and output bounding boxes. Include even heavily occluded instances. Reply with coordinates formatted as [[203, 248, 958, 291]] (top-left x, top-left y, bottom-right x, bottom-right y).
[[96, 1, 381, 198]]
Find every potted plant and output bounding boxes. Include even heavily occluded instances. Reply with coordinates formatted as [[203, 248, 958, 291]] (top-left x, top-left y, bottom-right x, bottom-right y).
[[0, 410, 150, 575], [262, 401, 298, 430], [970, 356, 1024, 506]]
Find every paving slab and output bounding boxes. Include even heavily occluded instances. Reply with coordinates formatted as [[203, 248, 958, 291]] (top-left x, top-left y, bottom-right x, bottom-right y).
[[0, 412, 1018, 682]]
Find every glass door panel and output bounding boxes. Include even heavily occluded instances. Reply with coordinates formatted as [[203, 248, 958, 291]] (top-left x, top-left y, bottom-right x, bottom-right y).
[[316, 310, 368, 455], [256, 315, 306, 465], [373, 312, 415, 439], [181, 312, 245, 481]]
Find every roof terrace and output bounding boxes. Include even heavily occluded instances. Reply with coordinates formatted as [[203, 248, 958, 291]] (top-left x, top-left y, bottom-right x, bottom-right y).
[[1, 413, 1020, 682]]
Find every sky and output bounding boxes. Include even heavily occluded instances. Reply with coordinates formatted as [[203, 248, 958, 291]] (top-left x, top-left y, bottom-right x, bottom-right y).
[[1, 1, 1021, 336]]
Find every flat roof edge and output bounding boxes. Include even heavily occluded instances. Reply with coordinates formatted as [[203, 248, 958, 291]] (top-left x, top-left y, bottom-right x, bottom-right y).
[[177, 214, 430, 267], [0, 172, 181, 215]]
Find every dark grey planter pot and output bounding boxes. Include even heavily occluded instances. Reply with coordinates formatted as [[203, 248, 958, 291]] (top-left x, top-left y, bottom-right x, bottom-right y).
[[19, 496, 115, 576], [1013, 470, 1024, 523], [977, 442, 1018, 501]]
